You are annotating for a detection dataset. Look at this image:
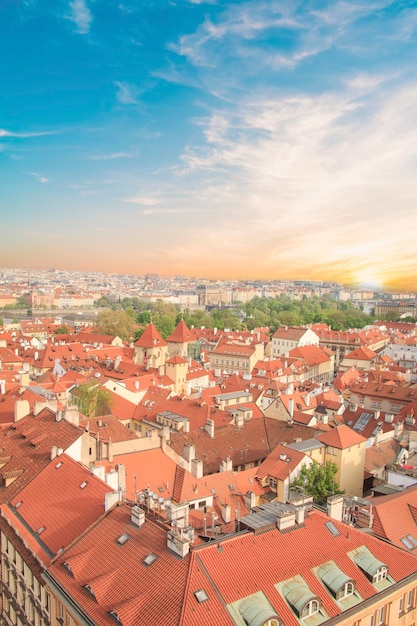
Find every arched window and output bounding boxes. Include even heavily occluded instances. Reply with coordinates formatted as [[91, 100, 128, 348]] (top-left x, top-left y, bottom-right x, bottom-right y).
[[337, 581, 355, 599], [301, 599, 320, 618]]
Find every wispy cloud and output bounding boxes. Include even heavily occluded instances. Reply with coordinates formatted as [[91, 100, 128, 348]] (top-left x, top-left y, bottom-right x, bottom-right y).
[[173, 74, 417, 282], [29, 172, 49, 183], [122, 195, 160, 205], [142, 207, 199, 215], [114, 81, 139, 105], [0, 128, 56, 138], [91, 151, 138, 160], [68, 0, 92, 34]]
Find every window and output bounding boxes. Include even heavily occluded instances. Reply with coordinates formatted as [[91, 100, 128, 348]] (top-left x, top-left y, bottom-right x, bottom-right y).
[[370, 605, 388, 626], [338, 581, 355, 600], [301, 599, 320, 618], [269, 477, 277, 489], [400, 589, 416, 615], [373, 566, 388, 584]]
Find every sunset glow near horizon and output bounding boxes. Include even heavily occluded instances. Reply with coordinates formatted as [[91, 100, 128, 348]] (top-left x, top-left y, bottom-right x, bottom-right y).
[[2, 1, 417, 292]]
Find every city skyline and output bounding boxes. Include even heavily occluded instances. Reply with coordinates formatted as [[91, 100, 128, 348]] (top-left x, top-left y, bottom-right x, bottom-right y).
[[2, 1, 417, 291]]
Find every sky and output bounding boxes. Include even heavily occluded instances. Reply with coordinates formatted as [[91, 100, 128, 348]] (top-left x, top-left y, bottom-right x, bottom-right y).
[[1, 0, 417, 291]]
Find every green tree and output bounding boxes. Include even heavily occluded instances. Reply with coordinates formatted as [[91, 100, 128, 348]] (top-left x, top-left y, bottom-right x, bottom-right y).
[[95, 296, 112, 307], [72, 380, 114, 417], [54, 324, 70, 335], [96, 309, 135, 341], [291, 461, 343, 506]]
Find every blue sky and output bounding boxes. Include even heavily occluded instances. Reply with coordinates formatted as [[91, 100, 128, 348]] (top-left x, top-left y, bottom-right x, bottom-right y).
[[2, 0, 417, 289]]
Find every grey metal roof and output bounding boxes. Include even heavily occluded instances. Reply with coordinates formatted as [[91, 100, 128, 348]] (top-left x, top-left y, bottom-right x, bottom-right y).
[[288, 438, 325, 452]]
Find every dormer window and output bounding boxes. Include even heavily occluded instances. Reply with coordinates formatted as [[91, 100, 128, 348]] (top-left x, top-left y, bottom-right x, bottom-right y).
[[373, 566, 388, 584], [301, 599, 320, 618], [350, 546, 390, 588], [317, 561, 356, 601]]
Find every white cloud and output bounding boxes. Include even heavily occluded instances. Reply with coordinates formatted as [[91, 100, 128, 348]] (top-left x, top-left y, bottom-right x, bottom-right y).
[[91, 151, 138, 160], [114, 81, 139, 105], [175, 76, 417, 280], [29, 172, 49, 183], [0, 128, 56, 138], [122, 195, 160, 205], [68, 0, 92, 34]]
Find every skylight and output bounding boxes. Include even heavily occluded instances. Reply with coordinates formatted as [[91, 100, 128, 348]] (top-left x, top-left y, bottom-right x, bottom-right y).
[[325, 521, 341, 537], [194, 589, 209, 603], [116, 533, 131, 546], [143, 553, 158, 567], [80, 480, 88, 489], [401, 534, 417, 550]]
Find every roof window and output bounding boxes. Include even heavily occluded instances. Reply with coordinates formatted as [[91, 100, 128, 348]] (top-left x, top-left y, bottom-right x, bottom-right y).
[[239, 595, 282, 626], [325, 521, 341, 537], [401, 534, 417, 550], [317, 561, 355, 600], [350, 546, 390, 586], [116, 533, 131, 546], [80, 480, 88, 489], [194, 589, 209, 603], [143, 553, 158, 567]]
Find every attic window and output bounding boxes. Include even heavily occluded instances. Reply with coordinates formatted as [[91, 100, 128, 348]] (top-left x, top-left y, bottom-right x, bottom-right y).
[[116, 533, 131, 546], [63, 562, 72, 574], [109, 611, 122, 623], [80, 481, 88, 489], [325, 521, 341, 537], [143, 553, 158, 567], [228, 484, 235, 491], [194, 589, 209, 603], [84, 584, 95, 598], [401, 534, 417, 550]]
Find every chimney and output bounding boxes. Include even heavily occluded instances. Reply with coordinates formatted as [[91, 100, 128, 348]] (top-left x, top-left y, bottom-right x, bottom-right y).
[[245, 490, 257, 510], [0, 380, 5, 395], [327, 494, 344, 521], [130, 505, 146, 527], [50, 445, 58, 460], [205, 418, 215, 438], [222, 503, 231, 523], [167, 528, 191, 558], [14, 399, 30, 422], [288, 398, 294, 418], [191, 458, 203, 479], [183, 443, 195, 463], [114, 356, 121, 370], [295, 506, 305, 525], [276, 510, 296, 531]]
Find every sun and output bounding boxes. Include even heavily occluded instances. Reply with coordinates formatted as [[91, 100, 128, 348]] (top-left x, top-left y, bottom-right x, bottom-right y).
[[352, 269, 384, 291]]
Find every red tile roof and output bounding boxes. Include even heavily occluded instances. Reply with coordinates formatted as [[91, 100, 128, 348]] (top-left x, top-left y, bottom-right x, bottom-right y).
[[181, 508, 417, 625], [166, 320, 195, 343], [316, 424, 366, 449], [134, 323, 167, 348], [48, 504, 189, 626], [2, 454, 114, 564]]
